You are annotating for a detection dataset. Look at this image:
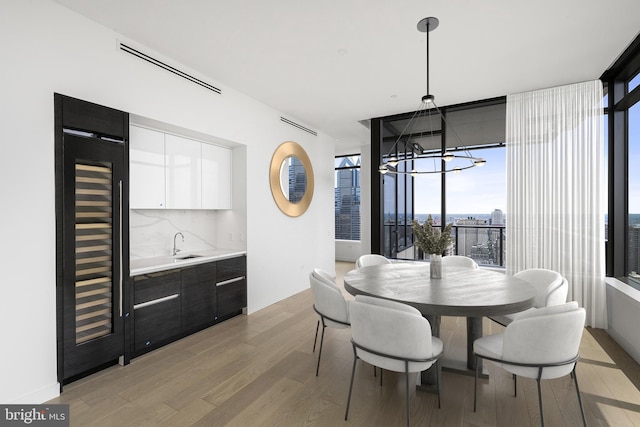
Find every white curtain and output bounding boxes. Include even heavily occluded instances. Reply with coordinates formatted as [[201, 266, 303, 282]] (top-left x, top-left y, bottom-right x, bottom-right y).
[[506, 80, 606, 328]]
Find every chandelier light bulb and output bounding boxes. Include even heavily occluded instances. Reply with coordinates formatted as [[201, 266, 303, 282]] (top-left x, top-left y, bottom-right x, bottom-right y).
[[387, 157, 399, 167], [474, 158, 487, 167], [453, 167, 461, 174], [442, 152, 454, 162], [379, 164, 389, 174], [411, 169, 418, 177]]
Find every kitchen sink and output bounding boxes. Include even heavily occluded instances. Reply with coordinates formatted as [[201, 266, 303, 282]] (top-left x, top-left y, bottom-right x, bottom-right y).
[[173, 254, 203, 260]]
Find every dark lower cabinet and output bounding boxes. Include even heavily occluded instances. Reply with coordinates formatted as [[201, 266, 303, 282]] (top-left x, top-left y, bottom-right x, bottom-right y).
[[132, 255, 246, 358], [134, 297, 181, 354], [217, 256, 247, 320], [181, 262, 217, 335], [217, 278, 247, 319], [133, 270, 182, 356]]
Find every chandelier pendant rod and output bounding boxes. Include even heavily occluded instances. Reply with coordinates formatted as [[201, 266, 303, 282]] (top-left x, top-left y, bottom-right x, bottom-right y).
[[426, 19, 430, 97]]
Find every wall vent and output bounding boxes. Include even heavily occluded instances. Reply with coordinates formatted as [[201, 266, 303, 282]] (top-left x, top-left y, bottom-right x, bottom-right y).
[[120, 43, 221, 94], [280, 117, 317, 136]]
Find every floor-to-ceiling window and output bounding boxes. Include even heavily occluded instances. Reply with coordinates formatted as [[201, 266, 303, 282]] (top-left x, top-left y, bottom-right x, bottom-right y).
[[602, 33, 640, 287], [371, 98, 506, 265], [335, 155, 361, 241]]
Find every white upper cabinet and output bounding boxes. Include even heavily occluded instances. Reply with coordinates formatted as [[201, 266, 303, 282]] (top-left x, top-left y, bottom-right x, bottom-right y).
[[202, 143, 232, 209], [130, 126, 166, 209], [130, 126, 232, 210], [165, 134, 202, 209]]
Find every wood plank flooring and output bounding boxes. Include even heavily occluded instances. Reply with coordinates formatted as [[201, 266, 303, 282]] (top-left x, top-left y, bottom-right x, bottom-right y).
[[49, 262, 640, 426]]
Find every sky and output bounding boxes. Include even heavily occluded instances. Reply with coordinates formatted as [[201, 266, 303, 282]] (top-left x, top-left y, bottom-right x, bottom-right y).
[[414, 146, 505, 215]]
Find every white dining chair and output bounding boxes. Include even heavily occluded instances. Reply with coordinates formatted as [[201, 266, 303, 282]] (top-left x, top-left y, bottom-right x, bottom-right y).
[[345, 295, 443, 427], [311, 267, 335, 287], [441, 255, 478, 269], [309, 270, 350, 376], [490, 268, 567, 326], [310, 268, 338, 354], [474, 301, 587, 427], [355, 254, 391, 268]]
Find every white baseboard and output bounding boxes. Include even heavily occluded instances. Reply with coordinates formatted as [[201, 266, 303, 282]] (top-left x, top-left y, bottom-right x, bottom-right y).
[[10, 382, 60, 404], [606, 328, 640, 365]]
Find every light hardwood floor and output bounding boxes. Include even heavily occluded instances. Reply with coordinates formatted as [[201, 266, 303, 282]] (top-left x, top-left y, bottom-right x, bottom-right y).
[[49, 262, 640, 426]]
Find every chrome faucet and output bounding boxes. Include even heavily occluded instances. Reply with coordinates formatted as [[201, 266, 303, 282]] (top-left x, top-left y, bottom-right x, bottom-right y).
[[173, 232, 184, 256]]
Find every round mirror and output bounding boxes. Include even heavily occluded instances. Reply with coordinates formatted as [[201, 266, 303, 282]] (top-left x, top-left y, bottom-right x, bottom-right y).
[[279, 155, 307, 203], [270, 141, 314, 217]]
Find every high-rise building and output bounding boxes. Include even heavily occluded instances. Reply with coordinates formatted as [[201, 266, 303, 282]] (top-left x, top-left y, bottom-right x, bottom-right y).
[[489, 209, 506, 264], [455, 217, 489, 262], [491, 209, 504, 225], [335, 157, 361, 240], [287, 157, 306, 202]]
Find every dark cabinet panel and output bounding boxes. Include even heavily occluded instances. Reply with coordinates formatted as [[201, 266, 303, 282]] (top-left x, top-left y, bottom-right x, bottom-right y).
[[216, 256, 247, 320], [60, 95, 127, 139], [181, 262, 217, 334], [134, 270, 181, 304], [133, 297, 181, 354], [133, 270, 181, 356], [216, 256, 246, 283], [217, 277, 247, 320]]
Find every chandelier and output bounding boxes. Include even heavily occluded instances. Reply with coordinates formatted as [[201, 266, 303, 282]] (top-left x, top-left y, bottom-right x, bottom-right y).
[[379, 17, 486, 176]]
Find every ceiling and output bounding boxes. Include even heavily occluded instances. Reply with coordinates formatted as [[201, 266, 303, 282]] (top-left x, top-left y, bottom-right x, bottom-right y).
[[53, 0, 640, 148]]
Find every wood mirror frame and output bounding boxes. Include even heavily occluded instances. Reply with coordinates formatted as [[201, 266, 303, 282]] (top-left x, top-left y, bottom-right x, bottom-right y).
[[269, 141, 314, 217]]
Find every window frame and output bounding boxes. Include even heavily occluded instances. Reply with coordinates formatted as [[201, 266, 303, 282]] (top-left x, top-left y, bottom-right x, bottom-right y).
[[601, 32, 640, 286]]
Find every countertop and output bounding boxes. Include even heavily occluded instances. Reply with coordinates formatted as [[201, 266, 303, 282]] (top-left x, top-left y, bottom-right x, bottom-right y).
[[130, 249, 247, 276]]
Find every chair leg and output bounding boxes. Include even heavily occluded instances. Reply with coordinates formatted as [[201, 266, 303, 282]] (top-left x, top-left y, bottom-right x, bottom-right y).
[[312, 320, 319, 352], [474, 354, 479, 412], [436, 359, 442, 409], [513, 374, 517, 397], [380, 368, 383, 386], [315, 325, 326, 376], [344, 357, 358, 420], [572, 365, 588, 427], [536, 368, 545, 427], [405, 361, 410, 427]]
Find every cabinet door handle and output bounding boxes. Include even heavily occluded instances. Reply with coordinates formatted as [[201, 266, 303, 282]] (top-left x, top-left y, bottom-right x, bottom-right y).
[[119, 180, 123, 318], [133, 293, 179, 310], [216, 276, 246, 287]]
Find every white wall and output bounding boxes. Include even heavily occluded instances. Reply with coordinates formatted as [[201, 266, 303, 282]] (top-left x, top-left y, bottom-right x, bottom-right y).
[[0, 1, 337, 404]]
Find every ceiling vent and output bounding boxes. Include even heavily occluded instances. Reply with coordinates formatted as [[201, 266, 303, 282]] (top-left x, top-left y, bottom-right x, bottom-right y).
[[120, 43, 221, 94], [280, 117, 317, 136]]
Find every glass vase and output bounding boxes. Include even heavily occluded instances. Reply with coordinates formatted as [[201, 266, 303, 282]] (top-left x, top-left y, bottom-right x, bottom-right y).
[[430, 254, 442, 279]]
